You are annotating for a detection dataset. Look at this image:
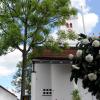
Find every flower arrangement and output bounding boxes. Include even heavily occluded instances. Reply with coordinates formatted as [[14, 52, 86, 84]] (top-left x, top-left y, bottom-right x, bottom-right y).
[[69, 33, 100, 99]]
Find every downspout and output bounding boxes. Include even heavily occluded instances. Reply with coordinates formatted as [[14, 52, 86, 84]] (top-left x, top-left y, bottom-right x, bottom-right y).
[[31, 61, 36, 100]]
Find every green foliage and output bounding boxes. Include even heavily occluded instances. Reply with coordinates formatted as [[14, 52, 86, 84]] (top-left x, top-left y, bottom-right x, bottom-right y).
[[12, 61, 32, 94], [57, 30, 78, 41], [72, 89, 81, 100], [44, 36, 61, 52], [30, 46, 45, 58], [66, 31, 78, 40], [12, 62, 22, 93], [2, 24, 22, 47]]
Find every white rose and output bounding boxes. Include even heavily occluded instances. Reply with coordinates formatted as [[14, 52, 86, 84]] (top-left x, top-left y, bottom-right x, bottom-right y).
[[92, 40, 100, 47], [72, 65, 80, 70], [85, 54, 93, 62], [82, 39, 89, 44], [88, 73, 97, 81], [68, 54, 74, 60], [76, 50, 82, 57]]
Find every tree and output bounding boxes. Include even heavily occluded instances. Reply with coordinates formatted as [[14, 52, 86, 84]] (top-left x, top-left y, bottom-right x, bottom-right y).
[[12, 30, 78, 96], [0, 0, 77, 99], [12, 61, 32, 94], [69, 33, 100, 100]]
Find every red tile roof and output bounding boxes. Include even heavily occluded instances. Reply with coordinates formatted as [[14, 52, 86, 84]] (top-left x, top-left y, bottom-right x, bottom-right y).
[[34, 48, 76, 60]]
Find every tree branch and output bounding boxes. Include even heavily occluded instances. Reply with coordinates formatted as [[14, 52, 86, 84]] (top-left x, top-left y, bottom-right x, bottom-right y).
[[35, 35, 47, 45], [27, 34, 47, 53], [5, 1, 25, 23], [16, 45, 23, 52], [26, 27, 39, 53]]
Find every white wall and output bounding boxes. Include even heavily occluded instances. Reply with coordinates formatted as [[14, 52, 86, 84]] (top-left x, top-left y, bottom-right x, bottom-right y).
[[51, 64, 96, 100], [33, 63, 96, 100], [77, 79, 96, 100], [0, 87, 17, 100], [51, 64, 73, 100], [35, 64, 52, 100]]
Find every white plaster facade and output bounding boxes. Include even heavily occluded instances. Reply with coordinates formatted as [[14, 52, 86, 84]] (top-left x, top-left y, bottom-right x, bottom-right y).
[[66, 17, 78, 33], [31, 59, 96, 100], [0, 86, 18, 100]]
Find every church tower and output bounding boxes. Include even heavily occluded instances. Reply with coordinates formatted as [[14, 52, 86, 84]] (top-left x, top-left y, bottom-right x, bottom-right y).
[[65, 16, 78, 33]]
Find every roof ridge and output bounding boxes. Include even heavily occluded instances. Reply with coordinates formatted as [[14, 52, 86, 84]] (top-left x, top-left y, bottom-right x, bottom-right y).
[[0, 85, 17, 98]]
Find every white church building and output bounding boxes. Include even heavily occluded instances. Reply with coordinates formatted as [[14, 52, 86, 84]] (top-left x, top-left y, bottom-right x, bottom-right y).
[[31, 18, 96, 100], [31, 49, 96, 100]]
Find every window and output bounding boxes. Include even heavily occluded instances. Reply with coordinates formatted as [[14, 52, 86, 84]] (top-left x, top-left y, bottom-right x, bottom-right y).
[[66, 23, 69, 28], [70, 23, 72, 28], [66, 22, 73, 28]]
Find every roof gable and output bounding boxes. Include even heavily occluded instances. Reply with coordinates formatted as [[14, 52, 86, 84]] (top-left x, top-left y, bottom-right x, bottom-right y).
[[0, 85, 17, 98]]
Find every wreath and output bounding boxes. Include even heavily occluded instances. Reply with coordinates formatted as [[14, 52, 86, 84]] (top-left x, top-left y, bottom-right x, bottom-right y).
[[69, 33, 100, 99]]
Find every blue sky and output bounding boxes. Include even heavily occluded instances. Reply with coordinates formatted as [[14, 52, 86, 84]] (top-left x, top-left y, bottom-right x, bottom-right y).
[[0, 0, 100, 98], [0, 49, 21, 97], [88, 0, 100, 16]]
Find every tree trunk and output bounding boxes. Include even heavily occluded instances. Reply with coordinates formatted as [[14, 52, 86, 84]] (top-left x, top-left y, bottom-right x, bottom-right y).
[[20, 17, 28, 100], [21, 51, 27, 100]]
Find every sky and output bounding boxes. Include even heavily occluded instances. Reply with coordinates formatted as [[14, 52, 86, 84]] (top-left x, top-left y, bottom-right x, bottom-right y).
[[71, 0, 99, 36], [0, 0, 100, 98]]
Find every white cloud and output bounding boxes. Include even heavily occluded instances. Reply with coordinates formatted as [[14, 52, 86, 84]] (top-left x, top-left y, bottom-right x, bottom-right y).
[[0, 49, 22, 76], [0, 67, 15, 76], [71, 0, 99, 34], [0, 48, 22, 98], [71, 0, 90, 13], [78, 13, 99, 34]]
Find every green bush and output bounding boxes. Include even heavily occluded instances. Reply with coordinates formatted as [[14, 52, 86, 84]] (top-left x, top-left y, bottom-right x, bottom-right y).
[[72, 89, 81, 100]]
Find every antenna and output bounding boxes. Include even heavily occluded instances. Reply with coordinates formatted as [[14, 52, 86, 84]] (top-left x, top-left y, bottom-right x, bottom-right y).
[[81, 6, 86, 35]]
